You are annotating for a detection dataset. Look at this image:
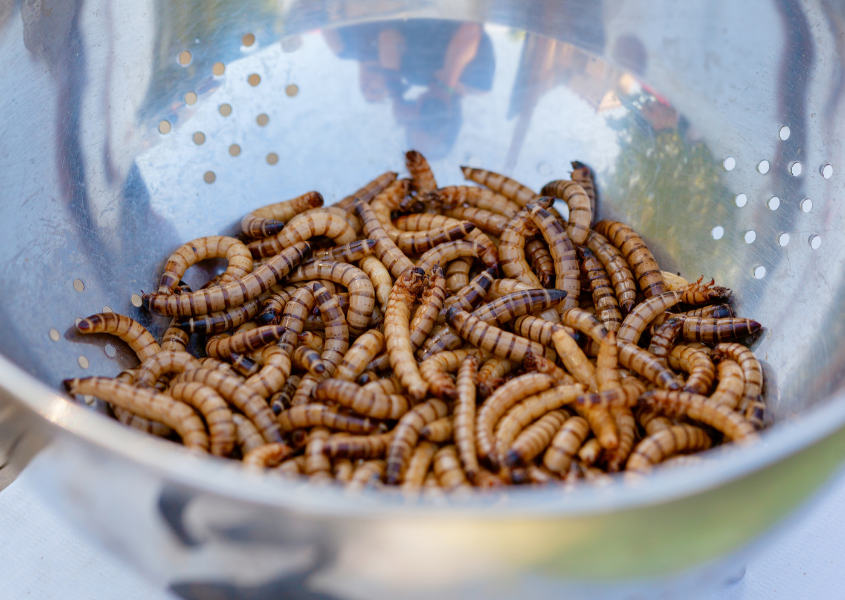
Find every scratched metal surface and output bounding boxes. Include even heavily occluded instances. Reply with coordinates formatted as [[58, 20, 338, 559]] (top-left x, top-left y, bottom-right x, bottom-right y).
[[0, 0, 845, 598]]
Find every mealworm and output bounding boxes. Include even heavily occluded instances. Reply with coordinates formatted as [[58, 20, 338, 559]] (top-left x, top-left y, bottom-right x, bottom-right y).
[[160, 322, 190, 353], [158, 236, 253, 294], [255, 286, 298, 326], [595, 331, 621, 392], [315, 379, 409, 419], [681, 304, 735, 319], [135, 350, 202, 388], [511, 315, 576, 350], [570, 160, 597, 214], [174, 367, 282, 443], [416, 241, 497, 274], [431, 185, 521, 218], [241, 345, 291, 399], [585, 230, 637, 313], [242, 190, 324, 238], [357, 370, 378, 385], [335, 330, 384, 382], [349, 460, 386, 490], [409, 265, 447, 350], [525, 204, 580, 311], [419, 348, 484, 400], [64, 378, 208, 451], [476, 357, 515, 398], [420, 417, 453, 442], [483, 278, 538, 301], [112, 405, 172, 438], [618, 341, 681, 390], [362, 376, 401, 396], [577, 245, 622, 332], [166, 380, 236, 456], [594, 220, 665, 299], [444, 258, 471, 294], [639, 391, 757, 441], [669, 345, 716, 395], [357, 256, 393, 315], [494, 385, 584, 459], [448, 308, 556, 363], [144, 242, 311, 317], [274, 287, 313, 356], [626, 424, 712, 474], [558, 308, 608, 345], [709, 360, 745, 410], [538, 180, 591, 245], [392, 213, 498, 264], [433, 445, 471, 491], [247, 209, 357, 258], [276, 404, 378, 434], [401, 442, 438, 492], [452, 354, 480, 481], [440, 266, 498, 319], [679, 317, 762, 344], [179, 296, 262, 336], [636, 406, 674, 436], [242, 442, 295, 469], [504, 409, 569, 468], [460, 166, 540, 207], [76, 313, 161, 362], [206, 325, 286, 361], [310, 239, 377, 263], [578, 439, 604, 466], [386, 399, 450, 484], [525, 238, 555, 287], [293, 345, 326, 377], [661, 271, 689, 292], [333, 171, 398, 212], [500, 208, 543, 287], [198, 357, 240, 377], [444, 206, 509, 235], [617, 290, 684, 344], [647, 318, 684, 366], [303, 428, 332, 480], [712, 343, 765, 427], [227, 414, 265, 455], [297, 331, 324, 353], [542, 415, 590, 473], [323, 431, 395, 460], [385, 267, 429, 401], [550, 326, 596, 390], [269, 374, 300, 415], [405, 149, 438, 193], [476, 373, 556, 469], [354, 197, 414, 279], [287, 260, 375, 336]]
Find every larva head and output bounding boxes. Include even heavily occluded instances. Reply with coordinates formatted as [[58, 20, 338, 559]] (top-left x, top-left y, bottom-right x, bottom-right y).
[[402, 267, 427, 297], [62, 378, 79, 393], [576, 245, 596, 262], [545, 289, 569, 307], [536, 196, 554, 209], [304, 191, 324, 209], [427, 263, 445, 281], [446, 306, 461, 325], [459, 165, 472, 179]]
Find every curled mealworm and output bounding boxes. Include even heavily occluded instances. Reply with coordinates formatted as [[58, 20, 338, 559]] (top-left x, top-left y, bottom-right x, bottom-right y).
[[476, 357, 515, 398], [543, 415, 590, 473], [167, 381, 236, 456], [678, 317, 762, 343], [460, 166, 540, 207], [135, 350, 202, 388], [297, 331, 324, 352], [76, 313, 161, 362], [244, 345, 291, 399], [594, 220, 665, 299], [712, 342, 765, 427], [386, 399, 449, 484], [385, 267, 429, 401], [64, 377, 208, 451], [709, 360, 745, 410], [269, 374, 300, 415], [247, 210, 357, 258], [577, 245, 622, 332], [143, 242, 312, 317], [158, 236, 253, 293], [419, 348, 484, 400], [626, 424, 712, 474], [669, 344, 716, 395], [242, 190, 324, 238], [617, 290, 684, 345], [433, 445, 471, 491], [445, 258, 471, 295], [539, 179, 592, 245], [578, 439, 604, 466], [639, 390, 757, 441], [550, 326, 596, 390], [277, 404, 378, 434], [293, 345, 326, 377], [256, 286, 298, 326], [525, 237, 555, 287], [420, 417, 453, 442], [585, 230, 637, 313]]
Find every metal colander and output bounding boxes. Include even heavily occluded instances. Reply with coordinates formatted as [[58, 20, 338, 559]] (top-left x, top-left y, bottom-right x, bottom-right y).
[[1, 1, 844, 598]]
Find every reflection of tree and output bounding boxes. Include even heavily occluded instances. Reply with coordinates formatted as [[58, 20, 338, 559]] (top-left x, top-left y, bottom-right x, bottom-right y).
[[606, 93, 735, 276]]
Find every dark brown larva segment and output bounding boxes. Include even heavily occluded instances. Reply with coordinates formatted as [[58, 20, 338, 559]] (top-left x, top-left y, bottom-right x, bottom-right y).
[[681, 304, 735, 319], [419, 349, 483, 400], [585, 230, 637, 313], [594, 220, 665, 299], [332, 171, 398, 213], [648, 318, 684, 366], [241, 190, 324, 239], [577, 245, 622, 332], [679, 317, 762, 344], [76, 313, 161, 362], [538, 179, 592, 245], [143, 242, 312, 317], [177, 297, 262, 334]]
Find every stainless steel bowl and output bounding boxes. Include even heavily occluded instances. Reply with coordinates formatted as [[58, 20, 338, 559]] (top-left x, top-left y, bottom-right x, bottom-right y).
[[2, 0, 844, 597]]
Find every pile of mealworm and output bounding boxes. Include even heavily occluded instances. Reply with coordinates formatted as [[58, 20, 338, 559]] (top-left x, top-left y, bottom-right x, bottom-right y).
[[64, 150, 766, 491]]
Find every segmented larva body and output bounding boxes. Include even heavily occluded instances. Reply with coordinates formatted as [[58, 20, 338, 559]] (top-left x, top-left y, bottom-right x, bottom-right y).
[[577, 245, 622, 332], [476, 357, 515, 398], [416, 241, 496, 274], [578, 439, 604, 466], [433, 445, 470, 490], [64, 378, 208, 451], [626, 424, 712, 474], [440, 266, 498, 318], [483, 278, 538, 301], [504, 410, 569, 468], [332, 171, 397, 213], [636, 406, 674, 436], [293, 345, 326, 377], [585, 230, 637, 313], [76, 313, 161, 362], [385, 267, 429, 401], [297, 331, 324, 353], [538, 179, 592, 245], [460, 166, 540, 207], [525, 238, 555, 287], [310, 239, 377, 263], [523, 351, 576, 386], [569, 160, 598, 214], [287, 260, 374, 336], [160, 322, 190, 352], [401, 442, 439, 492], [178, 297, 261, 336], [448, 308, 556, 363], [681, 304, 735, 319], [174, 367, 282, 444], [419, 349, 484, 400], [269, 374, 300, 415], [640, 391, 757, 441], [679, 317, 762, 344], [444, 258, 471, 294], [420, 417, 453, 442], [362, 377, 401, 396], [444, 206, 509, 235], [594, 220, 665, 299], [550, 327, 596, 391], [453, 354, 480, 481], [607, 405, 637, 472], [499, 209, 543, 287], [409, 265, 447, 350], [353, 197, 414, 279], [276, 286, 314, 356], [315, 379, 409, 419], [511, 315, 574, 350], [618, 341, 681, 391], [303, 428, 332, 480], [158, 236, 253, 294], [243, 345, 291, 399], [247, 210, 357, 258], [143, 242, 312, 317], [386, 399, 450, 484], [432, 185, 521, 218], [405, 150, 438, 194], [595, 331, 621, 392], [335, 330, 385, 382], [709, 360, 745, 410], [668, 344, 716, 395], [359, 256, 392, 314], [392, 213, 498, 266], [135, 350, 202, 388], [241, 190, 324, 238], [205, 325, 286, 361], [256, 286, 298, 326], [167, 381, 236, 456], [475, 373, 556, 469], [542, 416, 590, 473], [242, 442, 295, 469], [322, 431, 395, 459], [712, 342, 765, 427], [304, 280, 349, 377], [647, 318, 684, 366], [527, 203, 580, 310], [276, 404, 378, 434], [559, 308, 608, 345], [617, 290, 683, 345]]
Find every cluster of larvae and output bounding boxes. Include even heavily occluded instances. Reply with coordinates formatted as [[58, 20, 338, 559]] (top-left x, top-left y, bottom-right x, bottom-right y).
[[64, 150, 765, 492]]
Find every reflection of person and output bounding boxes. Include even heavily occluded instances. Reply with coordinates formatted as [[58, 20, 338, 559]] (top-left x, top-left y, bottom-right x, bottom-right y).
[[324, 20, 495, 158]]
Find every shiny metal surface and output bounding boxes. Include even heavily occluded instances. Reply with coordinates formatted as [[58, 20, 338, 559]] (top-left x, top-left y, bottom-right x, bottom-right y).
[[1, 0, 845, 597]]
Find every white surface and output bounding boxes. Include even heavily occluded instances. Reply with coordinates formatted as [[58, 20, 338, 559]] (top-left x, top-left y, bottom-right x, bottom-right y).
[[1, 468, 844, 600]]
